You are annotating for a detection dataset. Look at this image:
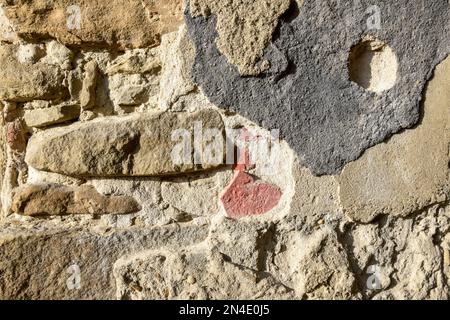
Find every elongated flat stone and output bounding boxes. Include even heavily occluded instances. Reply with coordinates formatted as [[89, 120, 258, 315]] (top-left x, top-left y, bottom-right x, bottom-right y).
[[0, 44, 66, 102], [25, 110, 226, 177]]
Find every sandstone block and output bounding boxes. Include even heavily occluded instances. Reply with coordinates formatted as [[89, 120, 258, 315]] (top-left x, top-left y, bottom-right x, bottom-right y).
[[11, 184, 141, 216], [26, 109, 226, 177], [0, 219, 208, 299]]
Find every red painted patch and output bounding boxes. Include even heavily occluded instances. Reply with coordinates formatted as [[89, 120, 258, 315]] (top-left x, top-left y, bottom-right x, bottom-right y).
[[221, 171, 282, 219]]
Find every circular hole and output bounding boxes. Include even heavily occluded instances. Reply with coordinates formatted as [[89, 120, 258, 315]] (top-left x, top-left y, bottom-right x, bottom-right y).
[[349, 37, 398, 93]]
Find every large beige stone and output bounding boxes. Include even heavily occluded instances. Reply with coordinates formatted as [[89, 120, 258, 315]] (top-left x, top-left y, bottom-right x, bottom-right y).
[[0, 44, 67, 102], [190, 0, 292, 76], [0, 0, 183, 49], [11, 183, 141, 216], [0, 218, 209, 299], [26, 109, 226, 177], [338, 56, 450, 223]]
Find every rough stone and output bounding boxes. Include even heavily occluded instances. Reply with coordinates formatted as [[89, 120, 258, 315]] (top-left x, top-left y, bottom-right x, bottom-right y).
[[190, 0, 291, 76], [114, 247, 294, 300], [158, 26, 196, 111], [24, 104, 80, 128], [108, 74, 159, 110], [11, 183, 141, 216], [0, 218, 209, 299], [161, 171, 232, 218], [274, 228, 358, 299], [0, 44, 67, 102], [106, 48, 161, 75], [208, 218, 273, 271], [26, 109, 226, 177], [0, 6, 17, 41], [41, 41, 74, 70], [0, 0, 184, 49], [16, 44, 45, 64], [80, 61, 99, 110], [338, 55, 450, 223], [349, 208, 450, 300], [186, 0, 450, 175]]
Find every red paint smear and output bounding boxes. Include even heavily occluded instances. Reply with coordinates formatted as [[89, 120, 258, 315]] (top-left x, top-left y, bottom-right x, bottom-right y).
[[221, 171, 282, 219]]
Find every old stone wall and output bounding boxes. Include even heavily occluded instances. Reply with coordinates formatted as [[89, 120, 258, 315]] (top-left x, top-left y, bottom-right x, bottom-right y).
[[0, 0, 449, 300]]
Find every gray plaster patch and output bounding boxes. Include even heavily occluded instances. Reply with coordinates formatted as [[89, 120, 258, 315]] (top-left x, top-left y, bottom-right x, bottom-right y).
[[185, 0, 450, 175]]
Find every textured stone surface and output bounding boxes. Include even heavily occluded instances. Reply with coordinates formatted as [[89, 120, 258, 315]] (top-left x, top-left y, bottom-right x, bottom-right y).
[[186, 0, 450, 175], [161, 171, 232, 218], [190, 0, 291, 76], [0, 0, 183, 49], [1, 0, 450, 301], [26, 109, 226, 177], [0, 44, 67, 102], [0, 219, 208, 299], [221, 171, 282, 219], [114, 247, 294, 300], [11, 184, 141, 216], [24, 104, 80, 128], [80, 61, 98, 110], [338, 55, 450, 223]]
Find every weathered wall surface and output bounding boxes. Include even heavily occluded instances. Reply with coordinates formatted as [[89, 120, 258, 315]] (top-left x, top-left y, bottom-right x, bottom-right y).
[[0, 0, 449, 300]]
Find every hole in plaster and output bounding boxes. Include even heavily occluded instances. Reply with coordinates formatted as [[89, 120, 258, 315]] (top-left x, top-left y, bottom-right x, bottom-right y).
[[348, 37, 398, 93], [282, 0, 303, 23]]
